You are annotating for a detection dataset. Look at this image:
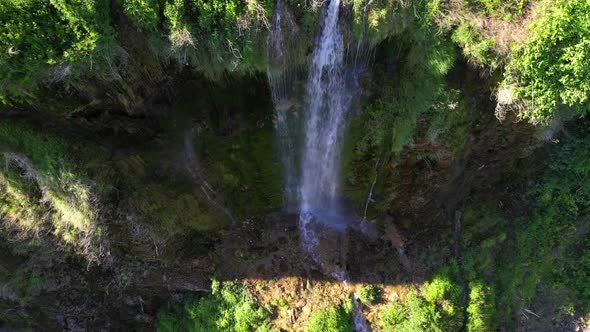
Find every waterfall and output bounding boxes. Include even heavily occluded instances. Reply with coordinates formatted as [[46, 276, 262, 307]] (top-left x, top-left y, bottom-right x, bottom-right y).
[[352, 294, 370, 332], [299, 0, 353, 234], [267, 0, 299, 209], [269, 0, 372, 330]]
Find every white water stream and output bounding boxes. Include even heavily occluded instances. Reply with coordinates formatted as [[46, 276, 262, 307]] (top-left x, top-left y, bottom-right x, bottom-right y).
[[268, 0, 371, 330], [267, 0, 299, 207]]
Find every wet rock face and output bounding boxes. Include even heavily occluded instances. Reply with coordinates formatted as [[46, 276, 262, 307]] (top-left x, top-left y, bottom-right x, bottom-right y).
[[213, 212, 408, 286], [305, 221, 350, 277]]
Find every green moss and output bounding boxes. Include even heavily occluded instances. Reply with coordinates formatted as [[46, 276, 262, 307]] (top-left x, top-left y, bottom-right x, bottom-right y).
[[466, 281, 496, 332], [423, 88, 471, 158], [196, 124, 282, 219], [342, 7, 457, 214], [129, 183, 225, 235]]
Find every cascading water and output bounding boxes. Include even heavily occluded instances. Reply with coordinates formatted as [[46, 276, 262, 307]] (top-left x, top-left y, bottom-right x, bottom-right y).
[[267, 0, 299, 208], [269, 0, 372, 329], [299, 0, 354, 242]]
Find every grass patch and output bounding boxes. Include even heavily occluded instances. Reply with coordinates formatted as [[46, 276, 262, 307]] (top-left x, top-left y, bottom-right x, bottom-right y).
[[0, 123, 108, 264]]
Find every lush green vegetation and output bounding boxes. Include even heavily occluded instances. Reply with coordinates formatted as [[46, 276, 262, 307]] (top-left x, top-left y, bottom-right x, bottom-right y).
[[366, 119, 590, 331], [1, 0, 590, 330], [378, 121, 590, 330], [380, 266, 464, 331], [357, 285, 380, 305], [0, 0, 586, 130], [0, 0, 278, 104], [0, 0, 116, 105], [343, 0, 461, 216], [505, 0, 590, 123], [451, 22, 498, 67], [465, 0, 530, 19], [512, 122, 590, 311], [462, 122, 590, 328], [158, 280, 273, 332], [305, 301, 353, 332], [162, 0, 273, 76]]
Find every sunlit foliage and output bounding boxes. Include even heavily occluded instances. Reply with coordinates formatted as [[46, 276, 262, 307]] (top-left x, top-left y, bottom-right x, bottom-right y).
[[157, 280, 273, 332], [506, 0, 590, 123]]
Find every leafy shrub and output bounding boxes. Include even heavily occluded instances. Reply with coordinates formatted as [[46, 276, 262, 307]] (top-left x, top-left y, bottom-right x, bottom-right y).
[[357, 285, 380, 305], [380, 302, 408, 328], [305, 303, 353, 332], [465, 0, 530, 19], [380, 267, 463, 331], [380, 293, 441, 332], [0, 0, 115, 105], [119, 0, 161, 32], [505, 0, 590, 123], [466, 281, 495, 332], [452, 22, 498, 67], [162, 0, 273, 77], [517, 122, 590, 308], [158, 280, 273, 332]]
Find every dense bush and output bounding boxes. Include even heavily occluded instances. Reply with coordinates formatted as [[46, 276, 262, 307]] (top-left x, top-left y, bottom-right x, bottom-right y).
[[465, 0, 530, 19], [506, 0, 590, 123], [120, 0, 161, 32], [161, 0, 273, 76], [0, 0, 115, 105], [380, 266, 463, 331], [519, 123, 590, 307], [357, 285, 379, 305], [305, 302, 353, 332], [158, 280, 273, 332]]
